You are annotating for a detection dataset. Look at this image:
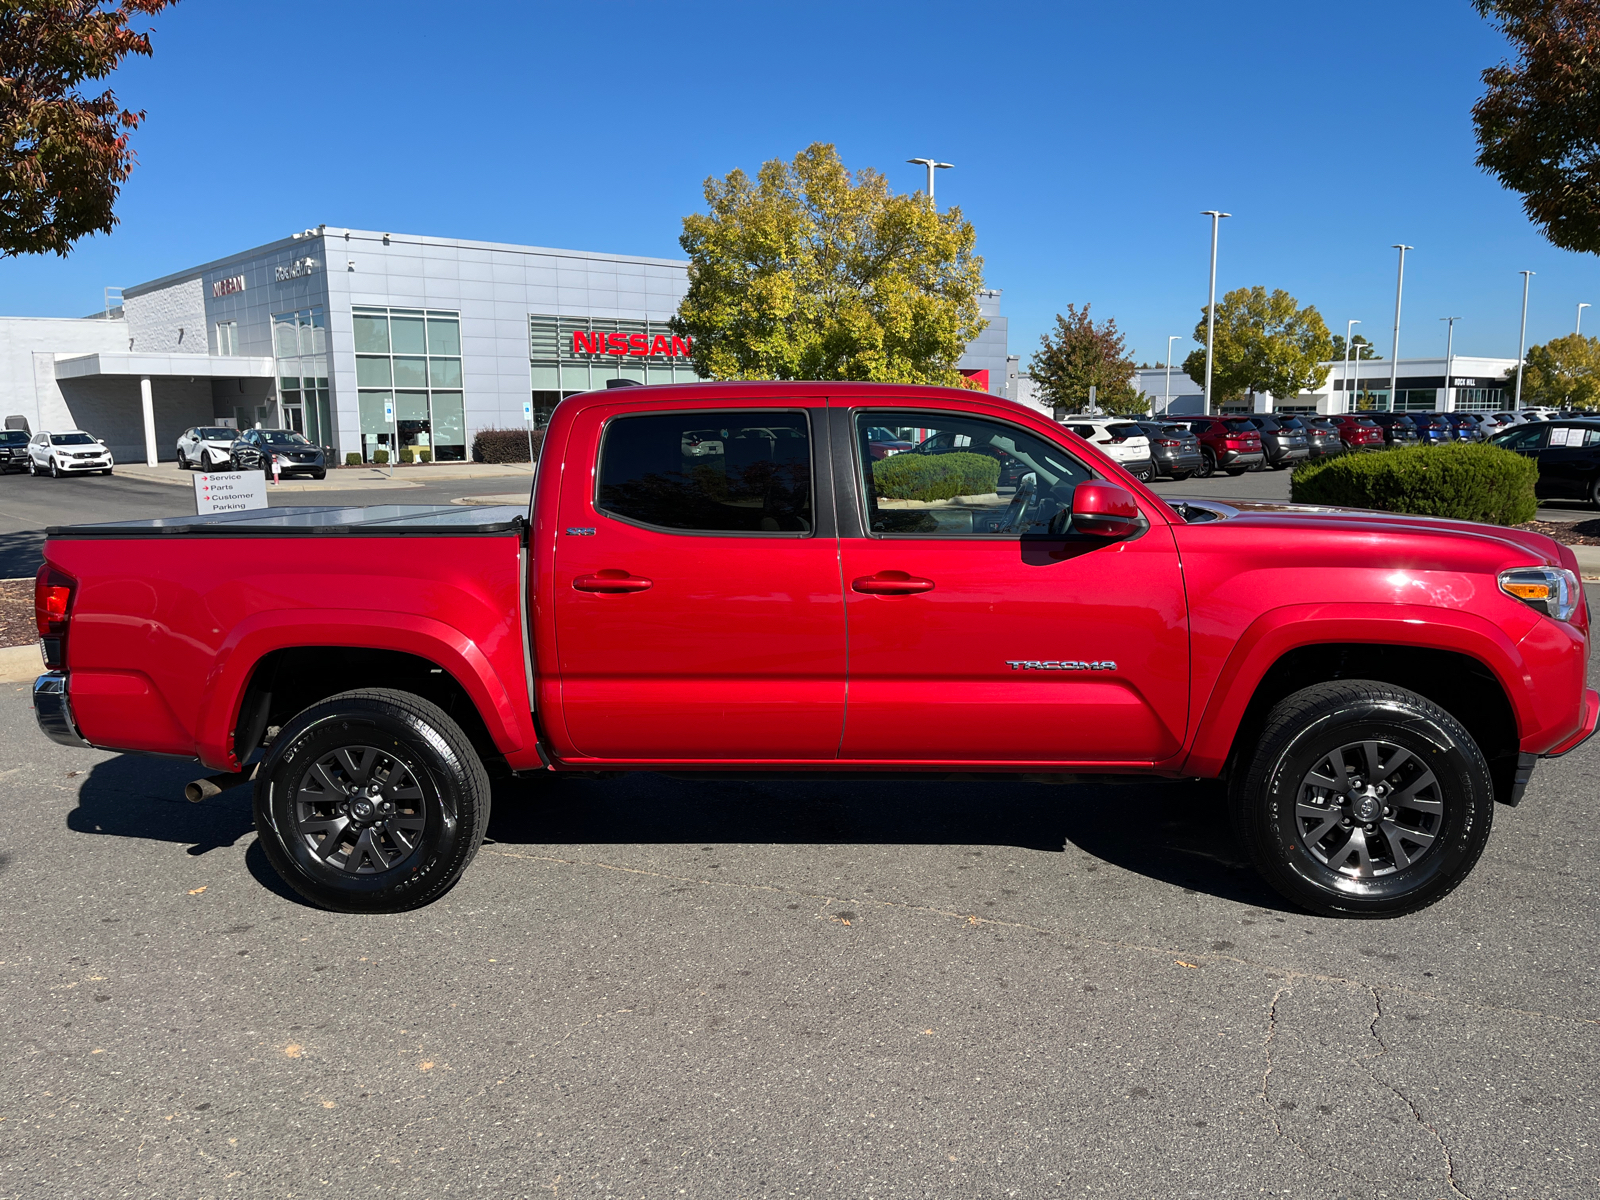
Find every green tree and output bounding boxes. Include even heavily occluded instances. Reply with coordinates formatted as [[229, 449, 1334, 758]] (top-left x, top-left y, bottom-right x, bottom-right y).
[[1028, 303, 1144, 413], [1181, 287, 1334, 411], [1, 1, 178, 257], [1472, 2, 1600, 253], [672, 143, 986, 385], [1329, 333, 1381, 361], [1510, 333, 1600, 408]]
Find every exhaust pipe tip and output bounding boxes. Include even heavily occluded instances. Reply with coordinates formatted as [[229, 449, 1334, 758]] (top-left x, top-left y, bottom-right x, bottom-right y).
[[185, 772, 242, 803]]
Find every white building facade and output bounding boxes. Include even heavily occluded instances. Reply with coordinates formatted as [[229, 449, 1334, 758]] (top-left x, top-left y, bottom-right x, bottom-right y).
[[1, 226, 1009, 466]]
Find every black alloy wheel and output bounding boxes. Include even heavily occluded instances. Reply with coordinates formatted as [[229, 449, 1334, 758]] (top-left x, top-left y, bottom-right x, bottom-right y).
[[1196, 449, 1216, 479], [253, 688, 491, 913], [1230, 680, 1493, 918]]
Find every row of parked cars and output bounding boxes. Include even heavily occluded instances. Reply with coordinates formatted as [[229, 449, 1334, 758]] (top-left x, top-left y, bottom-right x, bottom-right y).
[[1057, 407, 1597, 483], [0, 429, 115, 476], [175, 426, 327, 478]]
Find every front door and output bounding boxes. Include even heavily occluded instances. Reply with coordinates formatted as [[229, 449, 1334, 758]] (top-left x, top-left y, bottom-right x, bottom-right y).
[[1538, 424, 1600, 499], [837, 407, 1189, 764], [552, 403, 846, 762]]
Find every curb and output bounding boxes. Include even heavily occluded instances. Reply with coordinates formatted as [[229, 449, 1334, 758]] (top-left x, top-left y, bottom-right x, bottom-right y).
[[0, 643, 40, 684]]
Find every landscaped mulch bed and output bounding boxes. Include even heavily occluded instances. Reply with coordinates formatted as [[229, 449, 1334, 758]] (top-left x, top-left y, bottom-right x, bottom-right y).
[[1518, 519, 1600, 546], [0, 577, 34, 648]]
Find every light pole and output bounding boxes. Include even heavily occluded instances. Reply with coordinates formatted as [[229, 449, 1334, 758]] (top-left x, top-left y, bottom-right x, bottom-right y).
[[1515, 270, 1535, 410], [1578, 302, 1590, 335], [1440, 317, 1461, 412], [1387, 244, 1412, 413], [1201, 210, 1231, 414], [1344, 319, 1361, 414], [905, 158, 952, 204], [1164, 335, 1180, 415]]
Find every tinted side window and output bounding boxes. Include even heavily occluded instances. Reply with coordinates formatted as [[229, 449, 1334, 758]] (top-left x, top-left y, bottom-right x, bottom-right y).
[[597, 411, 812, 534], [856, 411, 1093, 538]]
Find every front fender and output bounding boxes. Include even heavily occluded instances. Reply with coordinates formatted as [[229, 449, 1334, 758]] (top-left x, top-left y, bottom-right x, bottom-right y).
[[1180, 603, 1535, 778], [194, 609, 527, 771]]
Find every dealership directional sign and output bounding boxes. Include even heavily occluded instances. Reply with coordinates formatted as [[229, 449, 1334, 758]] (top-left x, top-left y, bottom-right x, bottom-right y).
[[194, 471, 268, 515]]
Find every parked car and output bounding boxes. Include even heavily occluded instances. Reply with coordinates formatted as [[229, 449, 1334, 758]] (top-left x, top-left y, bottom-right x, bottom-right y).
[[1167, 416, 1265, 477], [1491, 419, 1600, 506], [1305, 418, 1345, 459], [0, 428, 28, 474], [1132, 421, 1204, 480], [26, 430, 113, 477], [865, 425, 916, 460], [1325, 414, 1386, 451], [1410, 413, 1458, 445], [1058, 417, 1156, 482], [1366, 413, 1422, 446], [1243, 415, 1311, 470], [177, 426, 241, 470], [680, 429, 724, 457], [1432, 413, 1486, 443], [229, 428, 326, 478], [33, 380, 1596, 921]]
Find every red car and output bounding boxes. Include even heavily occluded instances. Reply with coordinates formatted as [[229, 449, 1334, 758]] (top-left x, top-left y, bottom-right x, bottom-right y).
[[1326, 414, 1386, 450], [32, 383, 1596, 920], [1166, 416, 1265, 477]]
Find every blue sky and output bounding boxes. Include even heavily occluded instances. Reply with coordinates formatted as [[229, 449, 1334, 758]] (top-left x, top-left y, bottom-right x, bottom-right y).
[[0, 0, 1585, 370]]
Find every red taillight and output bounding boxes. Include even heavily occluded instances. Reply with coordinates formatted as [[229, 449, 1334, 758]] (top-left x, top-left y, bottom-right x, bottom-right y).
[[35, 564, 74, 638], [1159, 438, 1180, 447], [1106, 435, 1127, 444]]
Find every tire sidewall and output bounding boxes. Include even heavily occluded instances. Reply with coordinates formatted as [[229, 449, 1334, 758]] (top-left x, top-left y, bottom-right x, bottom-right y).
[[256, 704, 475, 912], [1255, 701, 1491, 914]]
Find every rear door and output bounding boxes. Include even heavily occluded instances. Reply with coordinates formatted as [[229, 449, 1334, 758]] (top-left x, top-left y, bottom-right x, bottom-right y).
[[835, 405, 1188, 764], [1538, 424, 1600, 498], [551, 402, 846, 762]]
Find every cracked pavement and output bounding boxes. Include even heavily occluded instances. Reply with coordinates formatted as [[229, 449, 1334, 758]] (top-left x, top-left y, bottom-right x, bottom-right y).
[[3, 634, 1599, 1199]]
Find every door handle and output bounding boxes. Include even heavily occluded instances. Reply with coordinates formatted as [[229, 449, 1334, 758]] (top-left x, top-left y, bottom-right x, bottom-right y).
[[852, 571, 935, 596], [573, 570, 653, 594]]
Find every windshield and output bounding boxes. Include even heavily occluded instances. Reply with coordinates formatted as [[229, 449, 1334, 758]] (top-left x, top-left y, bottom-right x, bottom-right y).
[[50, 433, 95, 445], [197, 427, 235, 440], [262, 430, 311, 446], [0, 431, 26, 445]]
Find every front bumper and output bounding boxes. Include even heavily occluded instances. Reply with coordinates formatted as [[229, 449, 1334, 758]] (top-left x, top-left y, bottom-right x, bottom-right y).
[[33, 671, 91, 748], [62, 458, 112, 470]]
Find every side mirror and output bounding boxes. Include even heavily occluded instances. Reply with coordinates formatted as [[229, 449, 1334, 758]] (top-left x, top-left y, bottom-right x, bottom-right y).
[[1071, 480, 1143, 539]]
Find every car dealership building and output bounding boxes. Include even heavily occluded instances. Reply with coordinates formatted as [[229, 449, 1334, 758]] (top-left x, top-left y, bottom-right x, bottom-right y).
[[0, 226, 1011, 466]]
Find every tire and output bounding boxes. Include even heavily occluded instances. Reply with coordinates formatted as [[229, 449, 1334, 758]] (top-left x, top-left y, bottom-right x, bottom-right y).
[[252, 688, 492, 914], [1196, 449, 1216, 479], [1589, 476, 1600, 509], [1224, 466, 1250, 476], [27, 458, 37, 477], [311, 469, 326, 480], [178, 451, 190, 470], [1269, 460, 1289, 470], [1168, 471, 1191, 482], [1229, 680, 1494, 919], [102, 469, 112, 476], [49, 459, 60, 479]]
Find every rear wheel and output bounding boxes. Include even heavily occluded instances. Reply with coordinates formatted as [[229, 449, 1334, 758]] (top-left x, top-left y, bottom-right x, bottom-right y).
[[1589, 476, 1600, 509], [1230, 680, 1494, 918], [27, 458, 37, 476], [252, 688, 491, 913]]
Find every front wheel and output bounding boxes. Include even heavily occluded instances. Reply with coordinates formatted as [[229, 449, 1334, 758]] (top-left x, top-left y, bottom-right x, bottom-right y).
[[1230, 680, 1494, 918], [49, 459, 60, 479], [1196, 449, 1216, 479], [252, 688, 492, 913]]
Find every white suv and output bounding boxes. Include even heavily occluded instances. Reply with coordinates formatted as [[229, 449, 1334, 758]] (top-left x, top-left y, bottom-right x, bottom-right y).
[[29, 430, 114, 477], [1059, 416, 1156, 482], [177, 425, 240, 469]]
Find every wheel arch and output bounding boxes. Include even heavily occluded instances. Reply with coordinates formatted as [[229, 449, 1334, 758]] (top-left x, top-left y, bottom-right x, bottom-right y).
[[1197, 639, 1522, 806]]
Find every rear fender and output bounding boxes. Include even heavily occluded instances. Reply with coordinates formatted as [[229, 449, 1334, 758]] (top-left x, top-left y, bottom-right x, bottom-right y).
[[194, 609, 527, 771], [1181, 603, 1530, 777]]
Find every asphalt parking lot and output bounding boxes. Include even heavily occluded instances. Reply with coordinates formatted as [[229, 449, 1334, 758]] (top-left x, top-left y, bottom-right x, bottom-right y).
[[3, 610, 1599, 1199]]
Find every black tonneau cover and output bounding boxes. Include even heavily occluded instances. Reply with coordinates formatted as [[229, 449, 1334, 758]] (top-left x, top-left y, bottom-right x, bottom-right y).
[[47, 504, 526, 538]]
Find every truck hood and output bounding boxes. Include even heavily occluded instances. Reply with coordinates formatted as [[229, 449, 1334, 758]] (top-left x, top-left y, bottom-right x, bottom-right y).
[[1170, 497, 1567, 568]]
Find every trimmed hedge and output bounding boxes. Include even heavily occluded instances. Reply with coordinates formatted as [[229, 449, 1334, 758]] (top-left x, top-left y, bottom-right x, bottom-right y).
[[345, 452, 362, 467], [873, 451, 1000, 502], [473, 427, 545, 464], [1290, 442, 1538, 525], [372, 449, 389, 465]]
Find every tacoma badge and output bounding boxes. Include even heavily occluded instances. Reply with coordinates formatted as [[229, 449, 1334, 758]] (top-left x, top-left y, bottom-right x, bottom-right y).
[[1005, 660, 1117, 671]]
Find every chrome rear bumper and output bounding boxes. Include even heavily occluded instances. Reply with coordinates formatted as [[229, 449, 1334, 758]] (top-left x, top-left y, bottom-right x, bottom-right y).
[[33, 672, 90, 748]]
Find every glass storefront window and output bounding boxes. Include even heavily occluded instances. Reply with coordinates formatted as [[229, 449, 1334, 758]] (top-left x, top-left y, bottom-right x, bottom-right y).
[[272, 307, 330, 446], [353, 306, 463, 463]]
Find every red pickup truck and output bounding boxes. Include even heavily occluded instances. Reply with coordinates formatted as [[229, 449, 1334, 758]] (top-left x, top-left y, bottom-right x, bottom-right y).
[[31, 383, 1597, 918]]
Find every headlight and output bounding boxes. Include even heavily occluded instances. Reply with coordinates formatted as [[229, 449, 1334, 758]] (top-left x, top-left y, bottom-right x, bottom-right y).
[[1499, 566, 1581, 622]]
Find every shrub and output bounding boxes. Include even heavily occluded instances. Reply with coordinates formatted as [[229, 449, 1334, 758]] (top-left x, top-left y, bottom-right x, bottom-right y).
[[372, 449, 389, 465], [419, 450, 432, 463], [345, 452, 362, 466], [1290, 442, 1538, 525], [872, 451, 1000, 501], [473, 427, 545, 463]]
